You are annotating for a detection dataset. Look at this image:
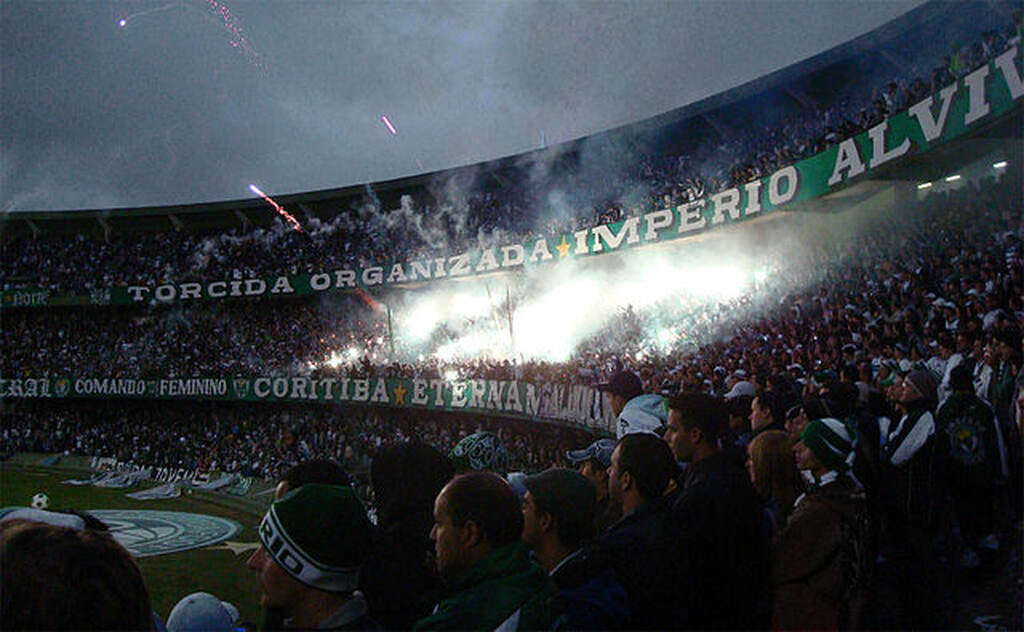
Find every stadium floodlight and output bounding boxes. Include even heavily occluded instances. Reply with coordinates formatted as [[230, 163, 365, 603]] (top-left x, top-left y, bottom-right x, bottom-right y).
[[993, 161, 1008, 169], [917, 182, 932, 190], [944, 174, 961, 182]]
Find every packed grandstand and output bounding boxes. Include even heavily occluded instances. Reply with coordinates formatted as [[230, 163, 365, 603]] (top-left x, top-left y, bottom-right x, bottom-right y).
[[2, 2, 1022, 631]]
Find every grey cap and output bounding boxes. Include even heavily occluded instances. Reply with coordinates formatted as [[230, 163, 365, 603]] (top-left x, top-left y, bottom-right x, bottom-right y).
[[566, 438, 617, 469]]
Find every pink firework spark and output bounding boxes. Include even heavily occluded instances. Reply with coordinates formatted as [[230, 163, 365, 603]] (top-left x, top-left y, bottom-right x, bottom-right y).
[[249, 184, 303, 232], [200, 0, 266, 72], [381, 115, 397, 135]]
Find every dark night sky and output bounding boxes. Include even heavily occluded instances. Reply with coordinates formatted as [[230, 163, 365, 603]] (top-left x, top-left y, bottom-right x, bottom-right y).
[[1, 0, 926, 211]]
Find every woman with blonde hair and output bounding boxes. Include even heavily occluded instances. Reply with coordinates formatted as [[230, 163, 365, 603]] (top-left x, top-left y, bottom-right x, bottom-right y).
[[746, 429, 801, 537]]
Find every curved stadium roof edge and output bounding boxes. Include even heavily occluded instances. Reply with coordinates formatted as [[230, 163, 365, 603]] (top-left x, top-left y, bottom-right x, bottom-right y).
[[0, 0, 988, 224]]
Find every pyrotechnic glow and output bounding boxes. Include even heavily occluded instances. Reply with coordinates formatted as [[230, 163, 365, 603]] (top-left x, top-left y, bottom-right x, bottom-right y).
[[201, 0, 265, 71], [381, 115, 397, 135], [325, 352, 344, 368], [443, 369, 460, 383], [452, 292, 491, 319], [117, 3, 176, 27], [436, 331, 499, 362], [248, 184, 303, 232], [405, 301, 440, 342], [658, 328, 676, 345], [345, 347, 361, 361], [686, 265, 748, 300], [513, 276, 600, 361]]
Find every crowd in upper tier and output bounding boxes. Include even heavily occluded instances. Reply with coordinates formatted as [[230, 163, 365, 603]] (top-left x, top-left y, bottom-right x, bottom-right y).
[[3, 173, 1020, 409], [2, 12, 1019, 294]]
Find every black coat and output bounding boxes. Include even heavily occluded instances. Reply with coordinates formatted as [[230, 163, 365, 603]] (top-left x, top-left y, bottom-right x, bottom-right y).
[[671, 450, 771, 630], [584, 496, 692, 630]]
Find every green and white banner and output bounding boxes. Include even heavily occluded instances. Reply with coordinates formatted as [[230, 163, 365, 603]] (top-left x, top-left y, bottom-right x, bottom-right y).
[[0, 375, 616, 431], [3, 47, 1020, 309]]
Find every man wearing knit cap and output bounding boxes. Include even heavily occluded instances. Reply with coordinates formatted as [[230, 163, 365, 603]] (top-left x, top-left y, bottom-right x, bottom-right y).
[[878, 367, 949, 630], [448, 431, 510, 475], [247, 484, 377, 630], [774, 418, 870, 631]]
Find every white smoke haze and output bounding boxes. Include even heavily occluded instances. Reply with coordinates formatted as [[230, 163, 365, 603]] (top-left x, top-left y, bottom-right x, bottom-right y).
[[366, 205, 871, 367]]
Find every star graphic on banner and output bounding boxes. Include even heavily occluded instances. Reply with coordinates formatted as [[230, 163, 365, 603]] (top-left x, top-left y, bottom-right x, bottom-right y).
[[393, 383, 407, 405], [209, 541, 261, 556], [555, 236, 571, 258]]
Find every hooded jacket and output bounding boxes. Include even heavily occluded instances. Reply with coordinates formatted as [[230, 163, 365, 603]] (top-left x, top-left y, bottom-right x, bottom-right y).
[[616, 394, 668, 439]]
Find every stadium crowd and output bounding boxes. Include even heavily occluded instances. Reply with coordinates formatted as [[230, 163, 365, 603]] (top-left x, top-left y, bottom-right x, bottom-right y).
[[2, 167, 1021, 630], [0, 400, 591, 481], [2, 11, 1018, 293], [3, 172, 1021, 403], [3, 366, 1020, 630], [1, 8, 1022, 631]]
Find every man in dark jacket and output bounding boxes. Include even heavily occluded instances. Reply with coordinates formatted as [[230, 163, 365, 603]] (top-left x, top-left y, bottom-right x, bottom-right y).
[[521, 468, 629, 629], [584, 433, 689, 630], [415, 472, 551, 631], [878, 368, 950, 629], [936, 363, 1002, 564], [663, 392, 770, 630]]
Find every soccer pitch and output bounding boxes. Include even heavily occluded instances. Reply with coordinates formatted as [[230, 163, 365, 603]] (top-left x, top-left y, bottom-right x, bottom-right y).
[[0, 464, 264, 624]]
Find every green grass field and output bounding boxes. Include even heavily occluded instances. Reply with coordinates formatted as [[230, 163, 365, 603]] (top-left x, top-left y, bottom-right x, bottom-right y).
[[0, 464, 264, 625]]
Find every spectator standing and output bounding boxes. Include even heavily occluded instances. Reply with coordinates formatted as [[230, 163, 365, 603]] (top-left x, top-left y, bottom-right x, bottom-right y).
[[746, 429, 801, 538], [361, 442, 454, 630], [773, 418, 870, 630], [878, 368, 951, 629], [597, 370, 667, 438], [584, 433, 689, 630], [262, 459, 354, 631], [565, 438, 622, 533], [246, 484, 377, 630], [0, 519, 154, 631], [416, 472, 551, 631], [521, 468, 629, 630], [663, 393, 770, 630], [936, 363, 1003, 565]]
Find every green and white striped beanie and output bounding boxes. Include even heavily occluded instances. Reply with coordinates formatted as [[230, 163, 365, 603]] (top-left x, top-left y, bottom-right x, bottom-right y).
[[257, 483, 371, 593], [800, 417, 857, 473]]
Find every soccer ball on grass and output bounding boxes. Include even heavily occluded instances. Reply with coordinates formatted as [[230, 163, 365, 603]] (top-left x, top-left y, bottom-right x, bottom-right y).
[[31, 492, 50, 510]]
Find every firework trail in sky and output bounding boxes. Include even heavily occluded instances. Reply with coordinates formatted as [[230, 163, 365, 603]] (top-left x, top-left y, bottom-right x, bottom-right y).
[[118, 3, 177, 27], [249, 184, 303, 232], [118, 0, 265, 72], [201, 0, 265, 72], [381, 115, 398, 135]]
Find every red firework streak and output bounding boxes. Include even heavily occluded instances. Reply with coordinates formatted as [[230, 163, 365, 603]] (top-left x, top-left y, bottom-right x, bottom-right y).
[[355, 287, 381, 312], [248, 184, 303, 232]]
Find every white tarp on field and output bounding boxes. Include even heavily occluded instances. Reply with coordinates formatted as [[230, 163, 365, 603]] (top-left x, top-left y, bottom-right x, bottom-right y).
[[193, 473, 238, 491], [125, 482, 181, 500]]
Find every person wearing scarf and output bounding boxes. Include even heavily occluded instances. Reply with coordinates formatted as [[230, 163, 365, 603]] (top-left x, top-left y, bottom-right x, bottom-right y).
[[773, 417, 870, 631]]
